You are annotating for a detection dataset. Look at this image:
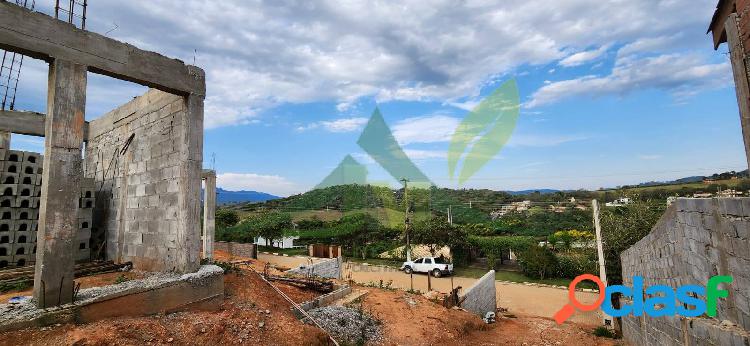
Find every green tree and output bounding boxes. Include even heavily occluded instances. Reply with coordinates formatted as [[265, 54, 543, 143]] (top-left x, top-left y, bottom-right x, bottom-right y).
[[243, 211, 293, 246], [516, 244, 558, 280], [215, 209, 240, 230], [410, 217, 468, 256], [600, 200, 664, 285]]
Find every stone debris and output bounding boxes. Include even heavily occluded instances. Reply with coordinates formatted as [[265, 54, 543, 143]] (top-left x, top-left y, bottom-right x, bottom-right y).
[[306, 306, 382, 345]]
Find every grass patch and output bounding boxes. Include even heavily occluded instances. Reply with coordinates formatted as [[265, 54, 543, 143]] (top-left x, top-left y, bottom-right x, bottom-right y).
[[593, 326, 616, 338], [257, 246, 307, 256], [0, 280, 31, 293], [114, 274, 130, 284]]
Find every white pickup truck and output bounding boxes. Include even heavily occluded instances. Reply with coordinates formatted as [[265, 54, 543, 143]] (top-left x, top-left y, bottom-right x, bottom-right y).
[[401, 257, 453, 277]]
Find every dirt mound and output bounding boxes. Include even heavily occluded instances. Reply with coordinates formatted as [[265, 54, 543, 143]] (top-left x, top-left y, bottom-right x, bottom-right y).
[[0, 271, 328, 346]]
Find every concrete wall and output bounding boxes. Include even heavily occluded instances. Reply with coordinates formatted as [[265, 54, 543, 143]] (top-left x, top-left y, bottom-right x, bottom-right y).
[[620, 198, 750, 345], [84, 89, 202, 273], [213, 241, 256, 259], [460, 270, 496, 317], [288, 257, 342, 279]]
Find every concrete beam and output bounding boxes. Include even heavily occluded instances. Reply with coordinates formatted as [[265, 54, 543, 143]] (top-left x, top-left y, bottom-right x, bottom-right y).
[[0, 110, 90, 140], [0, 2, 205, 97], [33, 59, 86, 308]]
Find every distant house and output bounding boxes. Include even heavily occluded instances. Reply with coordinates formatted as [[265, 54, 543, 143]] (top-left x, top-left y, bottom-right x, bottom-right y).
[[254, 235, 300, 249], [605, 197, 631, 207], [490, 200, 532, 219], [717, 189, 743, 198]]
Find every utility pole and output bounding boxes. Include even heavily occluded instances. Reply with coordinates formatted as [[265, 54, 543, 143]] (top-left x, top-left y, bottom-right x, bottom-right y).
[[400, 178, 411, 261], [447, 205, 453, 225], [592, 199, 612, 327]]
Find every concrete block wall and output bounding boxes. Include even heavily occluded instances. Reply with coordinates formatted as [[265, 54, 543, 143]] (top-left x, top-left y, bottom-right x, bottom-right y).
[[213, 241, 257, 259], [620, 198, 750, 345], [85, 89, 202, 273], [460, 270, 496, 317], [0, 149, 93, 268], [288, 257, 342, 279]]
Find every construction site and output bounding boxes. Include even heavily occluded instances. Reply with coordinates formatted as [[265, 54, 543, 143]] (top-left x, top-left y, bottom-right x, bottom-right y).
[[0, 1, 748, 345]]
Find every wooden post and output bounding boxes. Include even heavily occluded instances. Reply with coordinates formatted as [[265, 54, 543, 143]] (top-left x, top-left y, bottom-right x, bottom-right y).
[[33, 59, 86, 308], [726, 13, 750, 172], [592, 199, 612, 327], [427, 271, 432, 291]]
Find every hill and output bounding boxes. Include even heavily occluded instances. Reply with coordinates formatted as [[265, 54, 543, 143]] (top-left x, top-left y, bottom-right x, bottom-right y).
[[216, 188, 279, 205]]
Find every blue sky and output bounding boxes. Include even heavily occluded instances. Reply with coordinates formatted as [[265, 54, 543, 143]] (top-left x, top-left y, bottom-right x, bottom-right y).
[[6, 0, 747, 196]]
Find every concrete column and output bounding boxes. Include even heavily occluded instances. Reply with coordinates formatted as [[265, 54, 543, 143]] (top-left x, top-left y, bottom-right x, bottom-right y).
[[202, 171, 216, 260], [725, 13, 750, 171], [174, 93, 203, 273], [33, 59, 86, 308], [0, 131, 10, 149]]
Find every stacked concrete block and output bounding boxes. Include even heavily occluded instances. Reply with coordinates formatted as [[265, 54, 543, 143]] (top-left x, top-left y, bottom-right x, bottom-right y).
[[620, 198, 750, 345], [0, 150, 94, 268]]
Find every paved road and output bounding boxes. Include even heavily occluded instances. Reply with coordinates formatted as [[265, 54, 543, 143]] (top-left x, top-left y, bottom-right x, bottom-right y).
[[260, 254, 603, 325]]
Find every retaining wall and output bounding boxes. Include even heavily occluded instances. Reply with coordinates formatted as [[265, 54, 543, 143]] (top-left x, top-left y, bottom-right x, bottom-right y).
[[288, 257, 342, 279], [460, 270, 496, 317], [213, 241, 257, 259], [620, 198, 750, 345]]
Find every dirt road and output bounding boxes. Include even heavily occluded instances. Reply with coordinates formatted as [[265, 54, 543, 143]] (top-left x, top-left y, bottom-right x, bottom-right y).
[[260, 255, 603, 325]]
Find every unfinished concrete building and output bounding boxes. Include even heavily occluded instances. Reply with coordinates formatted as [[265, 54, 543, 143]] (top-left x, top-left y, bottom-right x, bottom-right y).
[[0, 1, 218, 312]]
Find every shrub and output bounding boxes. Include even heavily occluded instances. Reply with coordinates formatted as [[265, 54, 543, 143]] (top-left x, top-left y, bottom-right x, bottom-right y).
[[516, 245, 558, 280], [593, 326, 615, 338], [555, 251, 598, 279], [467, 235, 535, 270]]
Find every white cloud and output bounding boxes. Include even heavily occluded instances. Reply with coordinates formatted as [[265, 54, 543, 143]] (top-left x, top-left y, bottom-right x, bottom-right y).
[[638, 154, 662, 160], [527, 53, 731, 108], [297, 117, 368, 133], [392, 115, 460, 145], [8, 0, 715, 128], [507, 134, 588, 147], [217, 172, 300, 197], [559, 45, 610, 67], [403, 149, 447, 161], [617, 34, 685, 58]]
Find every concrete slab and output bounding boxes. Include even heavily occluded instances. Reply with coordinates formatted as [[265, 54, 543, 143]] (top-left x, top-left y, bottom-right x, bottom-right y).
[[0, 265, 224, 332]]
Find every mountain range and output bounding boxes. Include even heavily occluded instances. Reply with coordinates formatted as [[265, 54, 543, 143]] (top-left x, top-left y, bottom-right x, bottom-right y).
[[215, 188, 279, 205]]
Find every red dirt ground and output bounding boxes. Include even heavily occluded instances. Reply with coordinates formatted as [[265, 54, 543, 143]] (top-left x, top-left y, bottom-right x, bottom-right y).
[[0, 270, 328, 346], [0, 252, 619, 346], [359, 287, 618, 346]]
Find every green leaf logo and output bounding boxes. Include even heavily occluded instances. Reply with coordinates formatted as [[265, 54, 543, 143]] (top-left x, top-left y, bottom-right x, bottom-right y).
[[448, 79, 520, 184]]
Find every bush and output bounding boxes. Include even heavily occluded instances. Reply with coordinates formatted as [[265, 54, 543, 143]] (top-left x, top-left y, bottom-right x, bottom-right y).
[[215, 209, 240, 229], [467, 235, 536, 269], [516, 245, 558, 280], [555, 251, 598, 279], [593, 326, 615, 338]]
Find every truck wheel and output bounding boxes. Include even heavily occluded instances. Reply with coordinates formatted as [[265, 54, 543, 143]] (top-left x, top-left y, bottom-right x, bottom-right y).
[[432, 269, 442, 278], [404, 266, 413, 274]]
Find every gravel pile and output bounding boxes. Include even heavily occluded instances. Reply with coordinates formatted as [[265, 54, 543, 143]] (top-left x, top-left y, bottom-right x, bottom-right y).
[[306, 306, 382, 345]]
